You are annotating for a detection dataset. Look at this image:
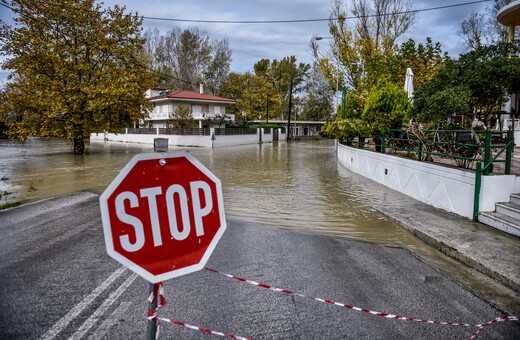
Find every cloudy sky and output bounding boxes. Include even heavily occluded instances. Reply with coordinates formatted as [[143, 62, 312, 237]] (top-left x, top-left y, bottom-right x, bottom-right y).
[[0, 0, 495, 82]]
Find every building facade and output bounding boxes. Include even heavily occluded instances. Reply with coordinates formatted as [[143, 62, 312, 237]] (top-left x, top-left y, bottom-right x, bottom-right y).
[[144, 85, 236, 128]]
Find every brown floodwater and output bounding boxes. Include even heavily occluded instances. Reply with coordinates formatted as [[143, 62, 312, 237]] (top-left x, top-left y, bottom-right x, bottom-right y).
[[0, 138, 419, 244], [2, 137, 517, 312]]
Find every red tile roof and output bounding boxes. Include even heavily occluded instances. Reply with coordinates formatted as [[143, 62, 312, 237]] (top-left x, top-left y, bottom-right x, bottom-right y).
[[149, 90, 236, 103]]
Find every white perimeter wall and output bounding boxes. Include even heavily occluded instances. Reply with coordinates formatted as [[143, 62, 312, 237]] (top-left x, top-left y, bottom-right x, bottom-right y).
[[337, 143, 520, 219], [90, 128, 286, 148]]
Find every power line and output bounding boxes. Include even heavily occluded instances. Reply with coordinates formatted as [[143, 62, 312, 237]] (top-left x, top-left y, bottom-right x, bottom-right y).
[[0, 0, 14, 11], [141, 0, 492, 24], [0, 0, 493, 25]]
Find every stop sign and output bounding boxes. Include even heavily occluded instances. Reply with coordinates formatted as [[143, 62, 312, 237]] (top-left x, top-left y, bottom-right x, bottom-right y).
[[100, 151, 226, 283]]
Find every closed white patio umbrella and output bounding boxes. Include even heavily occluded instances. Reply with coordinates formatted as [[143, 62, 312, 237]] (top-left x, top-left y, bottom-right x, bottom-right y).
[[404, 67, 414, 102]]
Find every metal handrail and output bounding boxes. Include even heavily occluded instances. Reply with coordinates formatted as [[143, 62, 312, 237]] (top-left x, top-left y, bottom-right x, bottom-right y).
[[354, 129, 511, 169], [343, 129, 514, 222], [473, 137, 515, 221]]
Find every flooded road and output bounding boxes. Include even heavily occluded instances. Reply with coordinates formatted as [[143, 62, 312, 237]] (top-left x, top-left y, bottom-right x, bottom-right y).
[[2, 138, 517, 316], [0, 138, 419, 246]]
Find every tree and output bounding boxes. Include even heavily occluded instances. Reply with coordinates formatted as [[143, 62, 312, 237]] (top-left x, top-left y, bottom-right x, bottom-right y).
[[144, 27, 231, 94], [312, 0, 416, 104], [459, 0, 520, 50], [388, 38, 448, 90], [253, 56, 310, 119], [411, 62, 472, 127], [457, 42, 520, 127], [0, 0, 154, 154], [301, 63, 333, 121], [167, 104, 197, 128], [341, 92, 362, 119], [361, 77, 410, 136], [320, 77, 408, 141], [218, 72, 280, 121], [460, 12, 489, 50], [411, 42, 520, 128]]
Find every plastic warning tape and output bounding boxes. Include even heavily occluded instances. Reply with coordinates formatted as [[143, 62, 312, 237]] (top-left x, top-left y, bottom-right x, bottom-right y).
[[147, 282, 167, 339], [205, 267, 518, 340], [147, 281, 254, 340], [158, 318, 253, 340]]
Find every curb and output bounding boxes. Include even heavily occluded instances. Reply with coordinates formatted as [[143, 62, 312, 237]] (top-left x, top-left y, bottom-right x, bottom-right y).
[[376, 206, 520, 294]]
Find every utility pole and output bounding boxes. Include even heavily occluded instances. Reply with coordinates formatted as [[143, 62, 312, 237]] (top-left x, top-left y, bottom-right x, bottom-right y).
[[287, 79, 293, 141]]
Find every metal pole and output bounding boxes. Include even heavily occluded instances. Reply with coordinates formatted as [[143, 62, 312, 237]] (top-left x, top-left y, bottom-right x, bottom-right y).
[[506, 130, 513, 174], [287, 79, 293, 141], [484, 130, 491, 175], [473, 162, 482, 222], [147, 283, 158, 340]]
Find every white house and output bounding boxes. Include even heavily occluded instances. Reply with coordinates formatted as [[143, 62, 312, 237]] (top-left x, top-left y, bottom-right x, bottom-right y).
[[144, 84, 236, 128]]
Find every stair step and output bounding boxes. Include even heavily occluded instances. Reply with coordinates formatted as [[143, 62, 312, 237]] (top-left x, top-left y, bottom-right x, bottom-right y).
[[479, 212, 520, 237], [496, 202, 520, 220], [510, 193, 520, 206]]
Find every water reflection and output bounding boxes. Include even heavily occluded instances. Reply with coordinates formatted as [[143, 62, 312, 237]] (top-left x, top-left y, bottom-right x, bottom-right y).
[[0, 138, 417, 245]]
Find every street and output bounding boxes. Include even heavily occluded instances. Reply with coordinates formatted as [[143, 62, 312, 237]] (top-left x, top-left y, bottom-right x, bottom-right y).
[[0, 191, 518, 339]]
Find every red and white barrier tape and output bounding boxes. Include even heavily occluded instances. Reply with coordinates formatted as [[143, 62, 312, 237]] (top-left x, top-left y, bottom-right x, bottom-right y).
[[158, 318, 253, 340], [205, 267, 519, 340], [147, 281, 253, 340], [147, 282, 167, 339]]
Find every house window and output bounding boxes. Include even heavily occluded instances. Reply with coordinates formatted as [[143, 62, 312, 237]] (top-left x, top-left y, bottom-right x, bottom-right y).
[[192, 105, 202, 113]]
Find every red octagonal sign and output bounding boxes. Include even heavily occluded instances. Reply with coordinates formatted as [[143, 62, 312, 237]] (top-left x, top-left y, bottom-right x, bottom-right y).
[[100, 151, 226, 283]]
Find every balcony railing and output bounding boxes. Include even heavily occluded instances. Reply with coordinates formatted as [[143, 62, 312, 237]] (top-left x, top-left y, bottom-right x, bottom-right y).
[[147, 111, 236, 122]]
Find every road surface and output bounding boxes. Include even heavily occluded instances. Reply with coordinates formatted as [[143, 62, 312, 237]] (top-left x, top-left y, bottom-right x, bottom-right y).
[[0, 191, 518, 339]]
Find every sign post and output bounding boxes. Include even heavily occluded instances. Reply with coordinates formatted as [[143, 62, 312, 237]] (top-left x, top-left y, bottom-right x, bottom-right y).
[[147, 283, 158, 340], [100, 151, 226, 337]]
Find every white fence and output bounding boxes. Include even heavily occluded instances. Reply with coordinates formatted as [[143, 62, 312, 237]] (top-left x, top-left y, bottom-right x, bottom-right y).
[[90, 128, 286, 148]]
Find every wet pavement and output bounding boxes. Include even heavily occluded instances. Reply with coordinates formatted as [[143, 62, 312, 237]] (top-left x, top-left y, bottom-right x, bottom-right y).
[[0, 191, 518, 339], [0, 138, 519, 328]]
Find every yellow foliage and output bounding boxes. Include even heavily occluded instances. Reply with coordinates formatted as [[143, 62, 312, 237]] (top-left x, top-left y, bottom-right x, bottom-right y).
[[0, 0, 155, 150], [312, 0, 415, 105]]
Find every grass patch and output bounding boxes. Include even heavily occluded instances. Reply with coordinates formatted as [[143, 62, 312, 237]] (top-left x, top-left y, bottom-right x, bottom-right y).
[[0, 198, 29, 210]]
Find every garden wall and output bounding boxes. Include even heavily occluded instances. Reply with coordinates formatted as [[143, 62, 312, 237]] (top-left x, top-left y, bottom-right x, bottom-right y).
[[337, 143, 520, 219], [90, 128, 286, 148]]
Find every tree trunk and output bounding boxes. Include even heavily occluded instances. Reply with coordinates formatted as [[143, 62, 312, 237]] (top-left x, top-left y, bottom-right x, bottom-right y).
[[73, 137, 85, 155]]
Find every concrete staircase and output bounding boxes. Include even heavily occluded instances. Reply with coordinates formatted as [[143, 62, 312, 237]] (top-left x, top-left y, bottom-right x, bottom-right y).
[[479, 193, 520, 237]]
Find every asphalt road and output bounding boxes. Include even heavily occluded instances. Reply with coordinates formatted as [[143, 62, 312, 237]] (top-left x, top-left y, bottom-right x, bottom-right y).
[[0, 191, 518, 339]]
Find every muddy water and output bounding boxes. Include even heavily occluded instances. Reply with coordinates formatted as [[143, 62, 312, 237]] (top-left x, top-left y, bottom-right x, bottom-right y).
[[0, 137, 422, 245], [1, 137, 515, 312]]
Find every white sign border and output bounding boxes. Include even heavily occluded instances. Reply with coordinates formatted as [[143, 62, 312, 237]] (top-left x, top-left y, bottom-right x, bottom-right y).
[[99, 151, 227, 283]]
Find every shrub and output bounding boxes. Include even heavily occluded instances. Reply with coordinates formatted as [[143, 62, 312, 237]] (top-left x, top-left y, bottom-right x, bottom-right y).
[[362, 77, 410, 136]]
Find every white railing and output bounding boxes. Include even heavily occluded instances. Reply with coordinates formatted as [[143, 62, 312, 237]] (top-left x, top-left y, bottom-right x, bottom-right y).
[[148, 111, 236, 122]]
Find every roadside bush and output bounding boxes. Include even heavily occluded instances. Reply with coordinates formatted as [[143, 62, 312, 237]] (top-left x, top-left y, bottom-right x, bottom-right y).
[[362, 77, 410, 136]]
